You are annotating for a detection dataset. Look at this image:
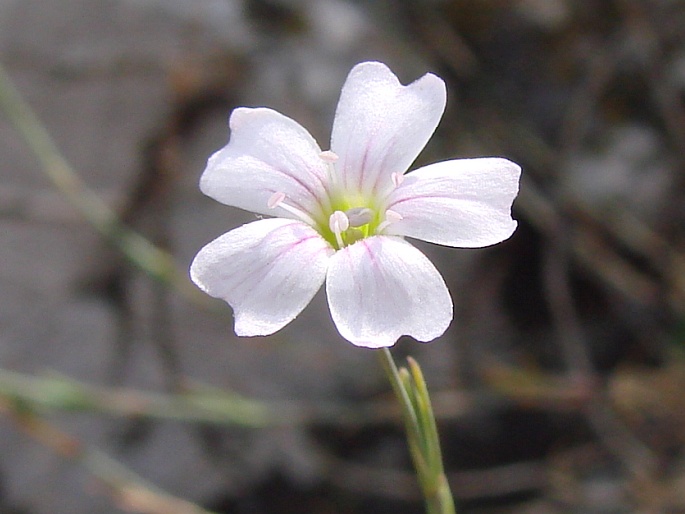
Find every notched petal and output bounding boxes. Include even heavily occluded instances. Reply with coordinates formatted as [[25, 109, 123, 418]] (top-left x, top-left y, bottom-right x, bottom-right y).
[[190, 218, 334, 336], [325, 236, 452, 348], [200, 107, 329, 221], [330, 61, 447, 197]]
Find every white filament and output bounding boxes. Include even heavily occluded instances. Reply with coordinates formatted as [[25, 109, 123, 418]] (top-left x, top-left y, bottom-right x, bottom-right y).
[[377, 209, 403, 233], [267, 191, 317, 227]]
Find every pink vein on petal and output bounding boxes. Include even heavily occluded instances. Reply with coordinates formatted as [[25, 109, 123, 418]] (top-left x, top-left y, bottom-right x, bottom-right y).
[[357, 143, 372, 192], [387, 192, 461, 209], [266, 165, 327, 215], [229, 224, 329, 294], [369, 138, 398, 195]]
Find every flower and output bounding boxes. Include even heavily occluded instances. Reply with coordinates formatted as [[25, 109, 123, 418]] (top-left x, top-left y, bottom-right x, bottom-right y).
[[190, 61, 520, 348]]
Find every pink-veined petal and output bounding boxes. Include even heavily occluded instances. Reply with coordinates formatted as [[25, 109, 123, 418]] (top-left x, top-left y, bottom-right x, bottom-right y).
[[200, 107, 330, 222], [384, 158, 521, 247], [330, 61, 446, 197], [190, 218, 334, 336], [325, 236, 452, 348]]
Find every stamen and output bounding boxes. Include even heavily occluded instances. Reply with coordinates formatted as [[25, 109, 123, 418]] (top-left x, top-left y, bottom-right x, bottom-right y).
[[320, 150, 340, 190], [267, 191, 286, 209], [329, 210, 349, 232], [319, 150, 339, 163], [329, 210, 349, 249], [385, 209, 403, 222], [377, 209, 403, 233], [267, 191, 317, 227], [391, 172, 404, 187], [346, 207, 374, 227]]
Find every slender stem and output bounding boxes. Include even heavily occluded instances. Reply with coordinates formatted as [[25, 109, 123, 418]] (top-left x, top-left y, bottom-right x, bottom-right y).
[[378, 348, 456, 514], [379, 348, 420, 430]]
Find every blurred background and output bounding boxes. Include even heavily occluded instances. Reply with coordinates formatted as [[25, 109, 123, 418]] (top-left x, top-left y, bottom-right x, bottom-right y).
[[2, 0, 685, 512]]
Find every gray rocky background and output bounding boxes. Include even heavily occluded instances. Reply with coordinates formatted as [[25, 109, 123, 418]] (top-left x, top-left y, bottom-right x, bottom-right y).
[[2, 1, 685, 513]]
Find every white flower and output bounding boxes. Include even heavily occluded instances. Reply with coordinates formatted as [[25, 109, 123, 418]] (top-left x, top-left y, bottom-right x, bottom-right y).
[[190, 61, 520, 348]]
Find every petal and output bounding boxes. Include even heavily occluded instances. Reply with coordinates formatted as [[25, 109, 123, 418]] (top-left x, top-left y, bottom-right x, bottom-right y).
[[330, 61, 446, 197], [200, 107, 330, 222], [190, 218, 334, 336], [326, 236, 452, 348], [384, 158, 521, 247]]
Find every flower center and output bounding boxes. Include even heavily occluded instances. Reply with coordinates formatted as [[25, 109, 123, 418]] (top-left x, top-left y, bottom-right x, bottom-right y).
[[267, 151, 404, 250], [326, 205, 402, 250]]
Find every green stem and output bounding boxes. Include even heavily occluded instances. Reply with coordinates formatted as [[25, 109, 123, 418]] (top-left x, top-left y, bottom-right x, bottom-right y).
[[379, 348, 456, 514]]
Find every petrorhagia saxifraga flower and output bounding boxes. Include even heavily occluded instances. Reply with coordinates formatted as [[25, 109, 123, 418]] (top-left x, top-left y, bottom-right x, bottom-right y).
[[190, 61, 521, 348]]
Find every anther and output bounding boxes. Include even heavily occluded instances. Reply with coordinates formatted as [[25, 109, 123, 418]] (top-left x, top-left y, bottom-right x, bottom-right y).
[[267, 191, 286, 209], [377, 209, 403, 233], [329, 210, 349, 249], [320, 150, 340, 189], [319, 150, 339, 163], [385, 209, 403, 222], [267, 191, 317, 227], [346, 207, 374, 227], [329, 210, 349, 233]]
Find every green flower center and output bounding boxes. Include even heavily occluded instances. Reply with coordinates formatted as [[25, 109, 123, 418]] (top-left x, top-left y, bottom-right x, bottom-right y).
[[267, 151, 404, 251], [324, 205, 376, 249]]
